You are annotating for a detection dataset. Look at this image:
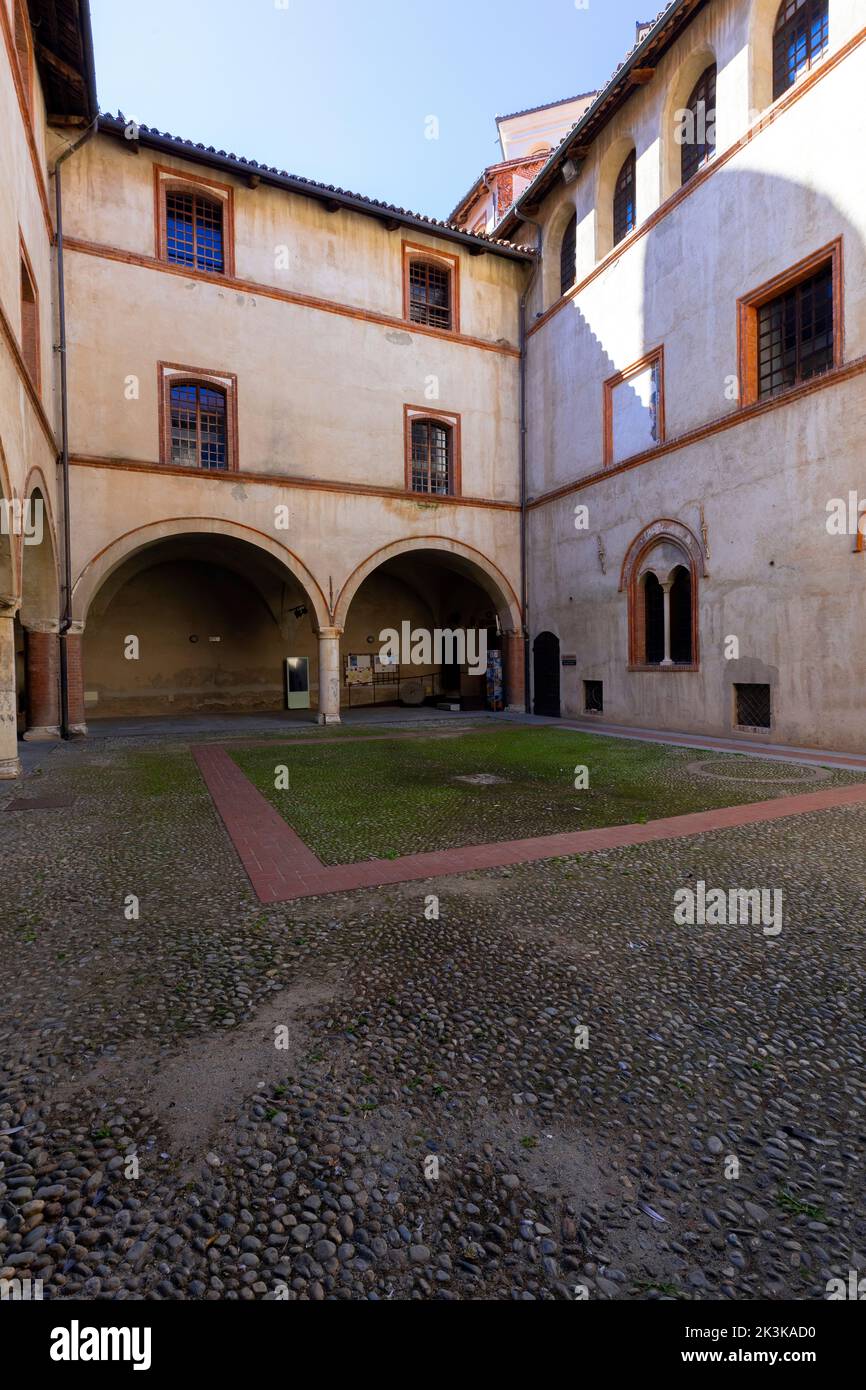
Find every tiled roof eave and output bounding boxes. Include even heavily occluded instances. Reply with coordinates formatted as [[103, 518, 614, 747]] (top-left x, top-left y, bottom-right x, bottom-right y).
[[97, 114, 537, 261], [495, 0, 704, 239]]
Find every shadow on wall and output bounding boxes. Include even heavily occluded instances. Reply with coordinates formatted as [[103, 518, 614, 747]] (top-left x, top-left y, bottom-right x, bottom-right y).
[[531, 161, 864, 721]]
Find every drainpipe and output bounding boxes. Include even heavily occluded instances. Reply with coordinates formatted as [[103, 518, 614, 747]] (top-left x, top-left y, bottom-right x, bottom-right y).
[[518, 216, 543, 714], [52, 117, 98, 737]]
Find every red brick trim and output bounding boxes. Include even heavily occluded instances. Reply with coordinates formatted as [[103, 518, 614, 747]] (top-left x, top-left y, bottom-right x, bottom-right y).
[[403, 404, 462, 497], [157, 361, 239, 472], [193, 741, 866, 904], [736, 237, 843, 407], [603, 346, 664, 469], [69, 454, 517, 512], [402, 239, 460, 334], [64, 238, 518, 357], [153, 163, 236, 276]]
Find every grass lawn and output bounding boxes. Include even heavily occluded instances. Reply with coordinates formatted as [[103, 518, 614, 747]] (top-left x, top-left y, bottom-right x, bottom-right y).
[[230, 726, 863, 866]]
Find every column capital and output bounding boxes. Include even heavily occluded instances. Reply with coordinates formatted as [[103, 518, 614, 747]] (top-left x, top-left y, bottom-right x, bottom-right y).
[[65, 620, 86, 636], [317, 626, 344, 640], [0, 594, 21, 617], [23, 619, 61, 635]]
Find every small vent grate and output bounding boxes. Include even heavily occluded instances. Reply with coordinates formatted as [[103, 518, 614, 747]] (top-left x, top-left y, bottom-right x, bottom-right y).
[[735, 683, 771, 729], [584, 680, 604, 715]]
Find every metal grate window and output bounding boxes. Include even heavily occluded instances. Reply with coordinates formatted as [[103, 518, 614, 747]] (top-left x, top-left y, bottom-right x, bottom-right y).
[[758, 263, 833, 400], [735, 683, 772, 729], [560, 212, 577, 297], [773, 0, 829, 100], [170, 382, 228, 470], [681, 63, 717, 185], [613, 150, 637, 247], [408, 260, 452, 330], [411, 418, 452, 495], [584, 680, 604, 714], [166, 191, 225, 273]]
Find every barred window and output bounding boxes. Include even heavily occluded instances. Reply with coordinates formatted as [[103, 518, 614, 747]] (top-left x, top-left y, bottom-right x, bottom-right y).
[[166, 191, 225, 273], [560, 212, 577, 297], [170, 382, 228, 470], [757, 263, 833, 399], [613, 150, 637, 247], [411, 419, 452, 495], [681, 64, 717, 185], [408, 260, 452, 330], [773, 0, 829, 100]]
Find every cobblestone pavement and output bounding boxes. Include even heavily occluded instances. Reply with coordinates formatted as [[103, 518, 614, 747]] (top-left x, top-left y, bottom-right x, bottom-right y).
[[1, 723, 864, 1301]]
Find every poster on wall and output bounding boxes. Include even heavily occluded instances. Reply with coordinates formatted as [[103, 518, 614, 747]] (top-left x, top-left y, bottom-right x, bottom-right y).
[[346, 654, 373, 686]]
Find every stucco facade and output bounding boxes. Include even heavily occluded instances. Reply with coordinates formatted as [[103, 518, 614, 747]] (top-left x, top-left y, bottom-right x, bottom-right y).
[[1, 0, 864, 771], [512, 0, 866, 750]]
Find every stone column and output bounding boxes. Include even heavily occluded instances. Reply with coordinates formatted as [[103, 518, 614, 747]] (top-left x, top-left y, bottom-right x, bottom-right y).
[[63, 621, 88, 736], [23, 623, 61, 740], [504, 631, 526, 712], [0, 597, 22, 779], [660, 580, 674, 667], [317, 627, 343, 725]]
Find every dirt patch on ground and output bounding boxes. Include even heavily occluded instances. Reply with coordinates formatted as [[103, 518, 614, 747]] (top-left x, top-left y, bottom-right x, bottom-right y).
[[55, 972, 347, 1160]]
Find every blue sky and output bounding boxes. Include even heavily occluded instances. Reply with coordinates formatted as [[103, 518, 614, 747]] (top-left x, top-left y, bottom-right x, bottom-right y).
[[89, 0, 648, 219]]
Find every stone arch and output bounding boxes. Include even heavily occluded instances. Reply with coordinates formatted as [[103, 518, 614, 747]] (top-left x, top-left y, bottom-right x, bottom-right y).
[[620, 519, 706, 670], [0, 440, 18, 601], [72, 517, 330, 632], [333, 536, 522, 635], [660, 42, 718, 199], [20, 470, 60, 626]]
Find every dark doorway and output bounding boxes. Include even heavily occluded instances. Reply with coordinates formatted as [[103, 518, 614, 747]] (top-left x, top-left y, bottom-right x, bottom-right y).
[[533, 631, 561, 717]]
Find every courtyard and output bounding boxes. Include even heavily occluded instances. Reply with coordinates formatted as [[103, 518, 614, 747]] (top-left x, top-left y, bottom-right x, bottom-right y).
[[2, 712, 865, 1302]]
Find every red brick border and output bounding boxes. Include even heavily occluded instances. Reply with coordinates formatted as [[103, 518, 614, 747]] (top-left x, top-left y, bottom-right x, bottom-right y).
[[192, 744, 866, 904]]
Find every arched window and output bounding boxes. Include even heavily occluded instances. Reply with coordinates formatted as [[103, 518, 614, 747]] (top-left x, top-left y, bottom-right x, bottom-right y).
[[643, 573, 665, 665], [408, 259, 452, 330], [165, 190, 225, 273], [638, 561, 693, 666], [681, 64, 717, 184], [613, 150, 637, 247], [622, 524, 704, 670], [170, 382, 228, 470], [669, 566, 693, 664], [560, 211, 577, 297], [410, 418, 453, 495], [773, 0, 829, 100]]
